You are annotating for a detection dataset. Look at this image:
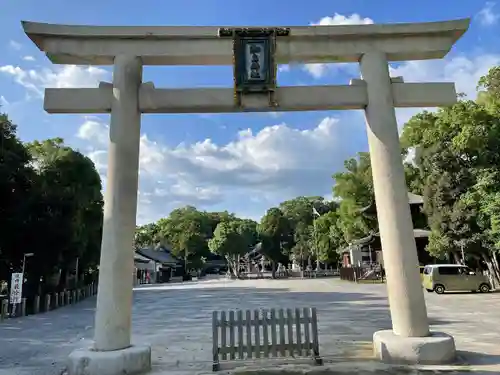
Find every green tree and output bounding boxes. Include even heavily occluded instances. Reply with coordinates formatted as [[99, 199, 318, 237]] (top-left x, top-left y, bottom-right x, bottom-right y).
[[333, 152, 377, 243], [278, 196, 335, 265], [208, 219, 258, 277], [401, 93, 500, 284], [258, 207, 290, 277], [0, 113, 36, 282], [477, 66, 500, 116], [135, 223, 161, 249], [156, 206, 235, 269], [404, 162, 425, 196], [27, 138, 103, 290], [313, 210, 343, 264]]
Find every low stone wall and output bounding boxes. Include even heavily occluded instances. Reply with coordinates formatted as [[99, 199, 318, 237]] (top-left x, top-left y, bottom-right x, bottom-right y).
[[0, 282, 98, 322]]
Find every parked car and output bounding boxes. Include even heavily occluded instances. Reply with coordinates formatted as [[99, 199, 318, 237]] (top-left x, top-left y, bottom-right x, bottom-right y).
[[418, 266, 425, 282], [422, 264, 491, 294]]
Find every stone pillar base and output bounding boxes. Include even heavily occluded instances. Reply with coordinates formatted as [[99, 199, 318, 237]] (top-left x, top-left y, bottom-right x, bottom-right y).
[[373, 330, 456, 365], [67, 345, 151, 375]]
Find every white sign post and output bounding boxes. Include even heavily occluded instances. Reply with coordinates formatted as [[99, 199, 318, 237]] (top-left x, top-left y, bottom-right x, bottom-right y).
[[10, 273, 23, 316]]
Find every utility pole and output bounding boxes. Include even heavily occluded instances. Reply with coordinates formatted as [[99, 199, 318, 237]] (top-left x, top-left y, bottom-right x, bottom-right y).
[[460, 242, 465, 265], [184, 247, 188, 273], [312, 206, 321, 270], [22, 253, 34, 282], [75, 257, 79, 287]]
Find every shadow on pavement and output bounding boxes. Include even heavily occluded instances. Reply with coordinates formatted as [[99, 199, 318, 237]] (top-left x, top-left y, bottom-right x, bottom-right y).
[[457, 350, 500, 366], [0, 282, 495, 374], [132, 285, 388, 369]]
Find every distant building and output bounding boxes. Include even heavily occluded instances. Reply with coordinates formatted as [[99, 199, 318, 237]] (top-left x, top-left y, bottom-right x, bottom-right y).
[[134, 246, 181, 283], [341, 192, 434, 267]]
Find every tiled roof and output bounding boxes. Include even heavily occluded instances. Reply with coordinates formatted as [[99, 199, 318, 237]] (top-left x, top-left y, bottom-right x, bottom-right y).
[[135, 246, 179, 265], [359, 192, 424, 214]]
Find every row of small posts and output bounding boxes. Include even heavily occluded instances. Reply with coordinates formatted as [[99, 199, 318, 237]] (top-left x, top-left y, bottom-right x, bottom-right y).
[[239, 269, 340, 280], [301, 269, 340, 278], [0, 283, 98, 322]]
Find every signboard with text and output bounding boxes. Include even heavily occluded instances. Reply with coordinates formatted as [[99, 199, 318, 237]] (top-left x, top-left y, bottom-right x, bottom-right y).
[[10, 273, 23, 304]]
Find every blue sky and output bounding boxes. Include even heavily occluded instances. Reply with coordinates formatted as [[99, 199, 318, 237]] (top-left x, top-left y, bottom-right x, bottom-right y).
[[1, 0, 500, 224]]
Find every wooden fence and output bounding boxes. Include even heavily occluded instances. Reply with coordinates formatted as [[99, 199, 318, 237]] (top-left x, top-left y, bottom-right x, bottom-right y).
[[212, 307, 322, 371], [0, 282, 98, 322]]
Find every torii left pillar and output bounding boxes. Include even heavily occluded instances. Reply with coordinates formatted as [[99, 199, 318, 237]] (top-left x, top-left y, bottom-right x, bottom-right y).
[[67, 55, 152, 375]]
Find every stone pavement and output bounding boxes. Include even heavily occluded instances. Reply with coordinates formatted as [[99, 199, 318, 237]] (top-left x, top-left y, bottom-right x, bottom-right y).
[[0, 277, 499, 375]]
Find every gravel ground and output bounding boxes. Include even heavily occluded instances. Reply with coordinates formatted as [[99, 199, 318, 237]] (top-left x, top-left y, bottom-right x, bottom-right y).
[[1, 277, 499, 375]]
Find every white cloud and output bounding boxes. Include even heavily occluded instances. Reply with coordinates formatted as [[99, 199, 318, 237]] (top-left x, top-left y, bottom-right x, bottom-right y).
[[76, 115, 364, 224], [314, 13, 374, 26], [68, 52, 500, 224], [392, 53, 500, 125], [304, 64, 329, 79], [3, 34, 499, 224], [0, 96, 9, 107], [477, 2, 499, 26], [22, 56, 35, 62], [77, 118, 109, 146], [303, 13, 374, 79], [0, 64, 109, 97], [9, 41, 22, 50]]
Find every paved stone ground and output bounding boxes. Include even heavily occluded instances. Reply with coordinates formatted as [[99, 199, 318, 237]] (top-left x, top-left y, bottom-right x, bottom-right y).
[[0, 277, 499, 374]]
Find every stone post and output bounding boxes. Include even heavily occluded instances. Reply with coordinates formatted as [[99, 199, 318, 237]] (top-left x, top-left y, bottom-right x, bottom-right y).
[[73, 290, 77, 303], [65, 291, 70, 305], [93, 55, 144, 352], [360, 51, 429, 336], [67, 55, 151, 375], [360, 51, 455, 363], [34, 295, 40, 314], [54, 293, 59, 308], [44, 295, 51, 312], [21, 298, 27, 316]]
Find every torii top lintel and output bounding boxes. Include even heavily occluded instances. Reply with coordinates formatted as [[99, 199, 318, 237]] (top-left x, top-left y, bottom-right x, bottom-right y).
[[21, 18, 470, 66]]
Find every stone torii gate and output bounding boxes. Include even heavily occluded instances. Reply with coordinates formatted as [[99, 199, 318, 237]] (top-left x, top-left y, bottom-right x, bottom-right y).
[[23, 18, 469, 375]]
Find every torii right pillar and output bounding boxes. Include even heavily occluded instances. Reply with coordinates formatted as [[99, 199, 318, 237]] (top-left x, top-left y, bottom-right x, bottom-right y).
[[360, 51, 456, 364]]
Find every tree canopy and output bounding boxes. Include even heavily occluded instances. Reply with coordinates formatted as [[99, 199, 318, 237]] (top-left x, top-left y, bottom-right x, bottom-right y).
[[400, 66, 500, 283], [1, 115, 103, 295]]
